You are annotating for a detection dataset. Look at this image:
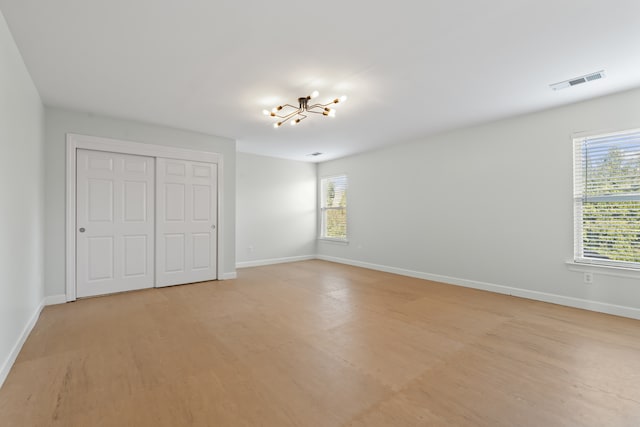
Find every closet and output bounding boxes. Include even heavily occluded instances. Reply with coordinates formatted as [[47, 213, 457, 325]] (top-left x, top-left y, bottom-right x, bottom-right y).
[[69, 135, 220, 299]]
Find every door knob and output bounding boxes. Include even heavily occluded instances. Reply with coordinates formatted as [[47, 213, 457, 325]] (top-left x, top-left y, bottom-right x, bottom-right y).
[[211, 225, 216, 230], [79, 228, 85, 233]]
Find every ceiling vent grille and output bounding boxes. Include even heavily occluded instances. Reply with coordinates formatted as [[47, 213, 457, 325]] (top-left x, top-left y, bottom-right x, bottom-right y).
[[550, 70, 605, 91]]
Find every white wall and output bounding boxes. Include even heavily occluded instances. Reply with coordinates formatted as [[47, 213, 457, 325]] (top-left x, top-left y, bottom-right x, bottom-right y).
[[0, 10, 45, 384], [318, 87, 640, 317], [236, 152, 317, 266], [44, 107, 237, 297]]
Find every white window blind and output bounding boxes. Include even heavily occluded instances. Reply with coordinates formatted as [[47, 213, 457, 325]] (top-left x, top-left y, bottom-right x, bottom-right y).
[[320, 175, 347, 240], [574, 129, 640, 268]]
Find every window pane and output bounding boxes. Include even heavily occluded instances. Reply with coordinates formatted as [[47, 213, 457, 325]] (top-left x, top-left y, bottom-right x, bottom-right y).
[[322, 175, 347, 208], [582, 201, 640, 263], [325, 208, 347, 239], [585, 144, 640, 197]]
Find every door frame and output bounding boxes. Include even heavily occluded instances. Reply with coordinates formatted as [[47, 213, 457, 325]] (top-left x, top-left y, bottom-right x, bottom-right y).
[[66, 133, 224, 302]]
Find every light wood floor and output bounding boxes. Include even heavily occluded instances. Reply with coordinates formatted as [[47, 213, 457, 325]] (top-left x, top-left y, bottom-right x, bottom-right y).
[[1, 260, 640, 426]]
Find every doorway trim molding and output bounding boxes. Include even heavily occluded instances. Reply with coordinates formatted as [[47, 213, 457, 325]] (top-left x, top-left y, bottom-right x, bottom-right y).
[[65, 133, 224, 302]]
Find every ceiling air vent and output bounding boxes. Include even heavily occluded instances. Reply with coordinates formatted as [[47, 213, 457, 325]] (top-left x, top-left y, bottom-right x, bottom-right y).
[[550, 70, 605, 91], [307, 152, 323, 157]]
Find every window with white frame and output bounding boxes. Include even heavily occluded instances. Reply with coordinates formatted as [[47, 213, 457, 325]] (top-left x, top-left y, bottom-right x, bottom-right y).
[[320, 175, 347, 240], [573, 129, 640, 268]]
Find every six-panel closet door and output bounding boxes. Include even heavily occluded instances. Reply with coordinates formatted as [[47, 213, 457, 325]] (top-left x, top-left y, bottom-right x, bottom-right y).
[[155, 158, 218, 287], [76, 149, 155, 298]]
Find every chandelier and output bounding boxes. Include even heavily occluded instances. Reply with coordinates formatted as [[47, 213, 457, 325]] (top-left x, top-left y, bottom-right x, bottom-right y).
[[262, 91, 347, 128]]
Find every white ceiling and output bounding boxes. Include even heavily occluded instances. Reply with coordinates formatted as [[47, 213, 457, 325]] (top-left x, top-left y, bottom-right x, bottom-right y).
[[2, 0, 640, 162]]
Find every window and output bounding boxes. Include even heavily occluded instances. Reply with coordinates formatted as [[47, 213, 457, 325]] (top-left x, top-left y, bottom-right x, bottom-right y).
[[574, 129, 640, 268], [320, 175, 347, 241]]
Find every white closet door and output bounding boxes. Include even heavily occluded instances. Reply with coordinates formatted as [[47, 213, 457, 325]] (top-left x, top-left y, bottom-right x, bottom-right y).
[[156, 158, 218, 287], [76, 149, 155, 298]]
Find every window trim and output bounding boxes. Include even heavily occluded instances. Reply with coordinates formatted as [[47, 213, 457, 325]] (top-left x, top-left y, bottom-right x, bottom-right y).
[[565, 261, 640, 280], [572, 127, 640, 270], [319, 174, 348, 242]]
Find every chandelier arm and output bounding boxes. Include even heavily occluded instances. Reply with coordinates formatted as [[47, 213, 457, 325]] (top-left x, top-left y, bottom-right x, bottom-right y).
[[272, 104, 302, 115], [306, 110, 326, 115], [278, 115, 296, 126], [286, 113, 308, 127], [307, 103, 329, 110], [275, 109, 302, 120]]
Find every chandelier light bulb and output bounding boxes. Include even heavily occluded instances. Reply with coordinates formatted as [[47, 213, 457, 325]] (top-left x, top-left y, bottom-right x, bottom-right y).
[[339, 95, 347, 103], [273, 122, 281, 128], [328, 109, 336, 117], [262, 109, 270, 116], [310, 90, 319, 99]]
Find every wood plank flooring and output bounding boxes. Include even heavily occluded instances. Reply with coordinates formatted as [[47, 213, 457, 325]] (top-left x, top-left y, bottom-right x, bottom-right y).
[[1, 260, 640, 426]]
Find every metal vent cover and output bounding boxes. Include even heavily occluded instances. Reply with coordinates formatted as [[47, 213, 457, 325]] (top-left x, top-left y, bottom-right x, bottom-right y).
[[550, 70, 605, 91]]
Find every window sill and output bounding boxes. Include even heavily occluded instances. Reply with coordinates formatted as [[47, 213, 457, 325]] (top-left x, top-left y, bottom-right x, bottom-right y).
[[318, 238, 349, 245], [565, 261, 640, 279]]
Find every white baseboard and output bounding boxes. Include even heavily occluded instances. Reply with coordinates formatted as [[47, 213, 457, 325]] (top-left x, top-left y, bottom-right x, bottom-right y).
[[236, 255, 316, 269], [316, 255, 640, 320], [0, 300, 44, 389], [220, 272, 237, 280], [44, 294, 67, 306]]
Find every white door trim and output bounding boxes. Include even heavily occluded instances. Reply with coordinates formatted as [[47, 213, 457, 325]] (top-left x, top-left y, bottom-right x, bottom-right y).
[[66, 133, 225, 301]]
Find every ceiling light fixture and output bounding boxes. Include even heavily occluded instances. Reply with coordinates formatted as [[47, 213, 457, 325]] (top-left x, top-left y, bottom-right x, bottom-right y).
[[262, 91, 347, 128]]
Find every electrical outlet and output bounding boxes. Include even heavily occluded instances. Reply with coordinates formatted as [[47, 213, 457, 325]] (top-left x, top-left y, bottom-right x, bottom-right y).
[[584, 272, 593, 284]]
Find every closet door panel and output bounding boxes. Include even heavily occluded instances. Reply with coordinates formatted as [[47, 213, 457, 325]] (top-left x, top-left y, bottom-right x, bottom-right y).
[[76, 149, 154, 297], [156, 158, 217, 287]]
